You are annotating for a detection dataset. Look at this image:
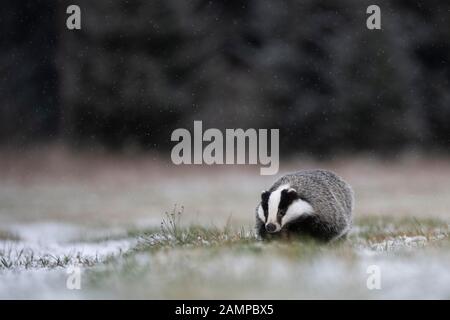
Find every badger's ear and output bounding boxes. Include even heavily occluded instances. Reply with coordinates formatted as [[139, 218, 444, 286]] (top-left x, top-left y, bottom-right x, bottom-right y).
[[261, 190, 270, 202], [286, 188, 298, 200]]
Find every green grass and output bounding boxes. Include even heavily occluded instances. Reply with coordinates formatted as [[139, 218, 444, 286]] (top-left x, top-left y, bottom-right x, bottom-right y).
[[1, 208, 449, 299], [130, 209, 448, 253], [134, 208, 255, 251], [1, 209, 447, 272], [79, 212, 450, 299]]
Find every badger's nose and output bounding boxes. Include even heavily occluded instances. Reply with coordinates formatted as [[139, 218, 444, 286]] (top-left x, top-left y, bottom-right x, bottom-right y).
[[265, 223, 277, 233]]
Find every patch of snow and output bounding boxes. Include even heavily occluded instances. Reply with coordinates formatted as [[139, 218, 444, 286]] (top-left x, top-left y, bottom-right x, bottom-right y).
[[0, 238, 136, 269], [0, 269, 81, 299], [6, 222, 84, 243], [369, 235, 429, 252], [3, 222, 130, 243]]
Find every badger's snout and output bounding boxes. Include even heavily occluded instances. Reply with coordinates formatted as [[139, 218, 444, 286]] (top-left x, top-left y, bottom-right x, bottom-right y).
[[265, 223, 279, 233]]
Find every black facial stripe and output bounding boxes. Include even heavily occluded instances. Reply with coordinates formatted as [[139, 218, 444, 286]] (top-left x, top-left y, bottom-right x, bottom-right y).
[[262, 204, 268, 219], [261, 191, 270, 219], [278, 189, 298, 212]]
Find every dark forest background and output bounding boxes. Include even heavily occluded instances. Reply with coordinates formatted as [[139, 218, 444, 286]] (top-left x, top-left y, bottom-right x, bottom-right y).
[[1, 0, 449, 156]]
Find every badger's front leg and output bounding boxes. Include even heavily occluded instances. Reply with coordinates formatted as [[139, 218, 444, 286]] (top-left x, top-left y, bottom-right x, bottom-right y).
[[279, 228, 292, 241]]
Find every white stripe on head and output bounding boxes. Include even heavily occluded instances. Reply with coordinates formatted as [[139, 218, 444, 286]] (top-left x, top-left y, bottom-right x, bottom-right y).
[[257, 204, 265, 222], [281, 199, 314, 227], [267, 184, 290, 229]]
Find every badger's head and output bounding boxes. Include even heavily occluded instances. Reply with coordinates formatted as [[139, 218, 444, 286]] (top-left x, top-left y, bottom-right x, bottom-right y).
[[257, 184, 313, 233]]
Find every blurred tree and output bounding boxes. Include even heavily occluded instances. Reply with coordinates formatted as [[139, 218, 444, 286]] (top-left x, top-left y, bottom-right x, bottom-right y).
[[0, 0, 59, 145], [2, 0, 449, 155]]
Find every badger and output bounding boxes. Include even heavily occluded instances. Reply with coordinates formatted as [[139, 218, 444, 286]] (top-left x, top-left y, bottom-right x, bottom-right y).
[[255, 169, 354, 242]]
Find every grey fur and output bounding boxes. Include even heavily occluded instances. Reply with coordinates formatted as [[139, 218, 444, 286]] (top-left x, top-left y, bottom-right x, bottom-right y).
[[256, 169, 354, 241]]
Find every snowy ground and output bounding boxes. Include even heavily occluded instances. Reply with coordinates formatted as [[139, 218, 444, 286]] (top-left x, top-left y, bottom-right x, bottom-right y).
[[1, 216, 449, 299], [0, 149, 449, 299]]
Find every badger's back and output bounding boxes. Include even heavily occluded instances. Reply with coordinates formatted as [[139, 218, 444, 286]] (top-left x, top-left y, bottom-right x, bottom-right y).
[[271, 169, 354, 240]]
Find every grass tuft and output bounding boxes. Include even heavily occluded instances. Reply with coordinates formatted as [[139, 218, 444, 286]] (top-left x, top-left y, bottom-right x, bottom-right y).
[[135, 206, 256, 252]]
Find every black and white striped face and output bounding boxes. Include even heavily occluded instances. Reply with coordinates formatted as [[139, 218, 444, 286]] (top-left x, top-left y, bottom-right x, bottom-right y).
[[257, 184, 313, 233]]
